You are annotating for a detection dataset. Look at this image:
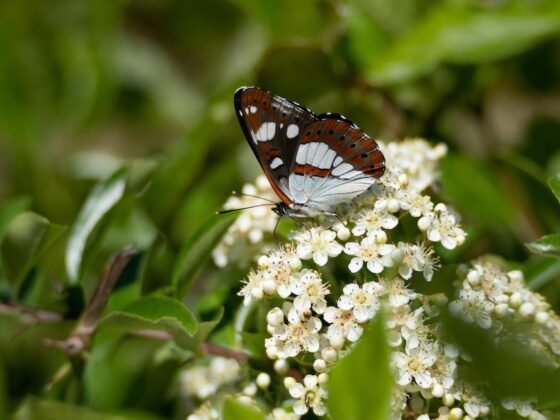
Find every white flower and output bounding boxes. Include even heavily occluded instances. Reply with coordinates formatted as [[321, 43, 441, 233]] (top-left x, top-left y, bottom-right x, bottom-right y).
[[292, 227, 342, 266], [400, 308, 429, 352], [344, 236, 395, 274], [287, 375, 327, 416], [180, 357, 241, 399], [238, 270, 265, 305], [379, 277, 417, 308], [213, 175, 279, 267], [266, 308, 322, 358], [393, 242, 439, 281], [419, 205, 466, 250], [392, 345, 438, 389], [351, 207, 398, 237], [338, 282, 382, 323], [323, 306, 363, 344], [409, 193, 434, 218], [291, 270, 329, 315], [268, 407, 300, 420], [449, 289, 494, 329], [188, 401, 219, 420]]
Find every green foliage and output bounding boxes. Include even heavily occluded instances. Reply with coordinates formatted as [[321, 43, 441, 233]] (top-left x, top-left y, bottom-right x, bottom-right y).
[[100, 296, 198, 348], [222, 397, 265, 420], [1, 212, 66, 292], [172, 212, 238, 299], [328, 314, 393, 420]]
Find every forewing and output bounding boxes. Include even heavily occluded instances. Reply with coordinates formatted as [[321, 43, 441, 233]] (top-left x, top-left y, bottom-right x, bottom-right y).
[[234, 86, 316, 204], [288, 114, 385, 205]]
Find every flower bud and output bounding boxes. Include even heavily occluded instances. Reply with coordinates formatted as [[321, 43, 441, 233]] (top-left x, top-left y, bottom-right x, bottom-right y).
[[283, 377, 296, 388], [243, 382, 257, 396], [466, 270, 480, 286], [267, 307, 284, 327], [263, 279, 276, 295], [313, 359, 327, 373], [535, 311, 549, 324], [336, 227, 351, 241], [274, 359, 288, 375], [519, 302, 535, 318], [258, 255, 269, 268], [418, 216, 431, 231], [318, 373, 329, 384], [449, 407, 463, 419], [256, 373, 271, 389], [443, 393, 455, 406], [388, 199, 400, 213], [509, 292, 522, 308], [432, 384, 444, 398], [321, 347, 338, 363]]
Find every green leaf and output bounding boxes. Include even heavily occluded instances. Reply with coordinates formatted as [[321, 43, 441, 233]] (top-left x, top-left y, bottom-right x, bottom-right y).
[[190, 308, 224, 349], [368, 5, 560, 85], [1, 212, 66, 290], [13, 396, 162, 420], [548, 175, 560, 205], [328, 314, 393, 420], [172, 212, 237, 299], [222, 397, 265, 420], [66, 168, 127, 283], [526, 234, 560, 258], [0, 196, 30, 241], [440, 154, 516, 226], [99, 296, 198, 350], [524, 257, 560, 290]]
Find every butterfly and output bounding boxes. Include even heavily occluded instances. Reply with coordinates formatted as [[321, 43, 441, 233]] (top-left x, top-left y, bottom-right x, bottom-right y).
[[234, 86, 386, 218]]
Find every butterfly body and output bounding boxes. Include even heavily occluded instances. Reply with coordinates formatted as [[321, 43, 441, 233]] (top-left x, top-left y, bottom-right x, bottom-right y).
[[234, 86, 385, 218]]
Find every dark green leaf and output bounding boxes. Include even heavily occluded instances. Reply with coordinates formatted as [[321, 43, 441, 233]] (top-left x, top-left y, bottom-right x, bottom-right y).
[[99, 296, 198, 349], [188, 307, 224, 351], [13, 396, 162, 420], [548, 175, 560, 205], [526, 234, 560, 258], [222, 397, 265, 420], [368, 5, 560, 85], [1, 212, 66, 290], [524, 256, 560, 290], [328, 314, 392, 420], [440, 154, 516, 226], [0, 196, 30, 241], [66, 168, 127, 283], [172, 213, 237, 299], [125, 159, 161, 194]]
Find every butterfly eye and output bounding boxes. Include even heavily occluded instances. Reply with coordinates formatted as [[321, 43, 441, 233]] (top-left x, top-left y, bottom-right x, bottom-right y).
[[341, 136, 345, 140], [351, 143, 356, 148], [361, 153, 368, 158], [317, 130, 321, 135], [329, 130, 334, 135]]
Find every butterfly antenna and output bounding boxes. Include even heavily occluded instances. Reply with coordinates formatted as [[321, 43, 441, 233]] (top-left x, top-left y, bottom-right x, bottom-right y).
[[231, 190, 276, 204], [216, 203, 274, 215]]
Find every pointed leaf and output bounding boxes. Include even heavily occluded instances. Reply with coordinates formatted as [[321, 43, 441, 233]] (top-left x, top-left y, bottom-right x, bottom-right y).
[[548, 175, 560, 206], [66, 169, 127, 283], [0, 196, 30, 241], [14, 396, 161, 420], [526, 234, 560, 258], [1, 212, 66, 289], [440, 154, 515, 226], [222, 397, 265, 420], [99, 296, 198, 350], [328, 314, 393, 420], [172, 213, 238, 299]]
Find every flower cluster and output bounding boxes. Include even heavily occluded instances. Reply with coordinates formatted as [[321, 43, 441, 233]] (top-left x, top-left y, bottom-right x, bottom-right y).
[[212, 175, 278, 267], [180, 357, 242, 399], [203, 138, 558, 419]]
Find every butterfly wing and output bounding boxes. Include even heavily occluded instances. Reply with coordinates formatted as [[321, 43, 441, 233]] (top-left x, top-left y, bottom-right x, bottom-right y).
[[234, 86, 316, 205], [288, 114, 385, 206]]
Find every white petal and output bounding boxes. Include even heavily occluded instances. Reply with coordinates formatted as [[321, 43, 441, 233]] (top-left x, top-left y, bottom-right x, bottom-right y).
[[338, 295, 354, 310], [297, 244, 312, 259], [348, 258, 363, 273], [293, 400, 308, 416], [313, 251, 328, 266], [427, 229, 441, 242], [288, 383, 305, 398], [366, 260, 383, 274], [441, 236, 457, 250], [326, 242, 343, 257], [303, 374, 318, 388], [344, 242, 361, 255], [414, 371, 433, 389]]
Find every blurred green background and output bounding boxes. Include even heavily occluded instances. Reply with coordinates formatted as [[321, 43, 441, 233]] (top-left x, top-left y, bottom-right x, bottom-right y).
[[1, 0, 560, 418]]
